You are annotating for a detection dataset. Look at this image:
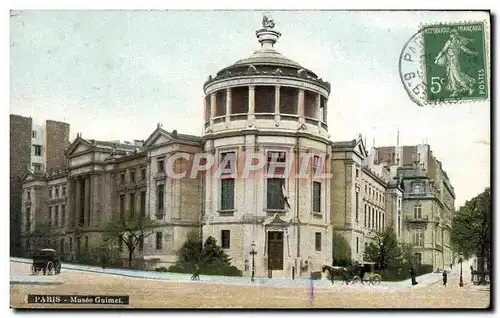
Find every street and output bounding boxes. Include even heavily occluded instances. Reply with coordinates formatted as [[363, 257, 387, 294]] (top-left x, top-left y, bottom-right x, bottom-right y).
[[10, 261, 490, 309]]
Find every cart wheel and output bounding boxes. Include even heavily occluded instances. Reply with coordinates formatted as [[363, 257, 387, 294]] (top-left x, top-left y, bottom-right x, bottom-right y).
[[46, 261, 55, 276], [351, 276, 361, 284], [371, 274, 381, 286]]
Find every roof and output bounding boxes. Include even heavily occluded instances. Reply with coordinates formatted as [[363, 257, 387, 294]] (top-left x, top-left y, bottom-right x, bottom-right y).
[[233, 49, 302, 69], [332, 140, 357, 148]]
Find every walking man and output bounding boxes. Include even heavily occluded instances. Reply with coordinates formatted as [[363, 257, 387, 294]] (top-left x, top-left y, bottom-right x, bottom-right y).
[[442, 270, 448, 286], [410, 267, 418, 286]]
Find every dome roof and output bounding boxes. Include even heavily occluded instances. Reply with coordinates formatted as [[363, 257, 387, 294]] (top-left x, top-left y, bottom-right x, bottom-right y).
[[232, 49, 302, 68], [204, 15, 329, 93]]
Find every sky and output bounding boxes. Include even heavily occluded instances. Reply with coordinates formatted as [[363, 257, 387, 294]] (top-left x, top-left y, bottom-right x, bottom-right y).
[[9, 10, 490, 208]]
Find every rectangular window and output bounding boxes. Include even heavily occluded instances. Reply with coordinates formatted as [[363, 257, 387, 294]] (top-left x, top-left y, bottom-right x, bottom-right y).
[[221, 230, 230, 249], [372, 208, 375, 229], [85, 236, 88, 250], [355, 190, 359, 220], [140, 191, 146, 217], [48, 207, 52, 225], [355, 166, 360, 179], [61, 205, 65, 226], [60, 239, 65, 252], [356, 237, 359, 254], [25, 207, 31, 232], [220, 152, 236, 176], [313, 181, 321, 213], [413, 204, 422, 219], [49, 188, 52, 198], [62, 186, 66, 196], [69, 237, 73, 251], [119, 194, 125, 218], [157, 159, 165, 173], [413, 230, 424, 247], [27, 189, 31, 200], [32, 130, 37, 138], [157, 184, 164, 218], [267, 178, 285, 210], [54, 205, 59, 227], [33, 145, 42, 156], [156, 232, 163, 250], [315, 232, 322, 251], [120, 173, 125, 184], [141, 168, 147, 180], [129, 193, 136, 216], [266, 151, 287, 177], [364, 204, 367, 227], [382, 213, 385, 230], [368, 206, 371, 228], [313, 155, 320, 175], [33, 163, 41, 172], [220, 179, 235, 210], [55, 187, 59, 198], [129, 169, 135, 182]]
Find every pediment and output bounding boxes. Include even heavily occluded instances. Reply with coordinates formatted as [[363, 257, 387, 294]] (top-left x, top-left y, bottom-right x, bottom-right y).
[[144, 127, 174, 147], [353, 137, 368, 159], [66, 137, 92, 157]]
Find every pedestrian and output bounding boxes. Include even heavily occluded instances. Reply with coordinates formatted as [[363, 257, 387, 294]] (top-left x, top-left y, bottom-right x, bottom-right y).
[[410, 267, 418, 286], [450, 263, 453, 270], [309, 277, 314, 305], [191, 263, 200, 281], [470, 266, 474, 282], [442, 270, 448, 286]]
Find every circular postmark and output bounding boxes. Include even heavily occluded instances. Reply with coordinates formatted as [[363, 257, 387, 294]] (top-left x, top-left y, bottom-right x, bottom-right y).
[[399, 27, 471, 107]]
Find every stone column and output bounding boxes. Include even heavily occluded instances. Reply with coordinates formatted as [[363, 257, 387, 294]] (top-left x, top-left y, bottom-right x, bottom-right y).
[[225, 88, 232, 123], [75, 176, 82, 226], [248, 86, 255, 121], [323, 97, 328, 123], [91, 174, 101, 227], [274, 86, 281, 122], [210, 93, 216, 124], [85, 175, 91, 226], [298, 89, 305, 124], [316, 93, 322, 128]]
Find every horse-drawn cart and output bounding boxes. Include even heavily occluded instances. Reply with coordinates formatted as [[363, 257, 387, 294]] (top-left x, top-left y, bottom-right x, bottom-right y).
[[31, 248, 62, 276]]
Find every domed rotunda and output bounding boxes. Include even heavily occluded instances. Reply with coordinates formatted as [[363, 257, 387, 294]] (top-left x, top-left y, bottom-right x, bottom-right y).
[[202, 16, 332, 279]]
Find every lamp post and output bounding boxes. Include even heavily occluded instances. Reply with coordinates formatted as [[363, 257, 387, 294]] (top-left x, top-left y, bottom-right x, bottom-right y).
[[459, 254, 464, 287], [249, 241, 257, 282]]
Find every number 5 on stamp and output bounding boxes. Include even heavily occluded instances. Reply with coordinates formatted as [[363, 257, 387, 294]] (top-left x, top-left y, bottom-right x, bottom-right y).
[[422, 22, 489, 103]]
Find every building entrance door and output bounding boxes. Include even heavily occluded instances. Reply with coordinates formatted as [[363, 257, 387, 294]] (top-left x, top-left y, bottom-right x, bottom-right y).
[[267, 231, 284, 271]]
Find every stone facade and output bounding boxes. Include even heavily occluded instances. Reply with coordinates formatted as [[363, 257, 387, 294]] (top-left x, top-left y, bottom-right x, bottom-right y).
[[10, 114, 33, 254], [45, 120, 70, 173]]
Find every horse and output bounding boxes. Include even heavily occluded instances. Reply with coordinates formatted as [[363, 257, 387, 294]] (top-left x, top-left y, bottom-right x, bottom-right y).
[[321, 265, 350, 285]]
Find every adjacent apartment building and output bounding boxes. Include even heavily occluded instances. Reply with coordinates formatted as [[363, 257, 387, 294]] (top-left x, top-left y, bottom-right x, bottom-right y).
[[10, 115, 70, 255]]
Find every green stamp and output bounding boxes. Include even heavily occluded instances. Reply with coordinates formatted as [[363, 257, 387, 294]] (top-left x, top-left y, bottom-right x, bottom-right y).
[[423, 22, 488, 103]]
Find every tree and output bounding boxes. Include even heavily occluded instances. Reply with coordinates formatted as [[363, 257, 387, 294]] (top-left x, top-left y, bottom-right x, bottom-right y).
[[103, 210, 158, 268], [451, 188, 491, 282], [168, 236, 242, 276], [363, 227, 402, 269], [25, 223, 56, 255], [331, 231, 352, 266]]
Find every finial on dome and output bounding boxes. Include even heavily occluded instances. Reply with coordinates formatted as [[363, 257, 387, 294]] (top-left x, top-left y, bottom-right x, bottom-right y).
[[262, 14, 275, 29], [256, 14, 281, 50]]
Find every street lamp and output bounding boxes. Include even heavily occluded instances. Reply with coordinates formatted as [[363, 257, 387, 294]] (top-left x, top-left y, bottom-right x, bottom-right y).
[[458, 254, 464, 287], [249, 241, 257, 282]]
